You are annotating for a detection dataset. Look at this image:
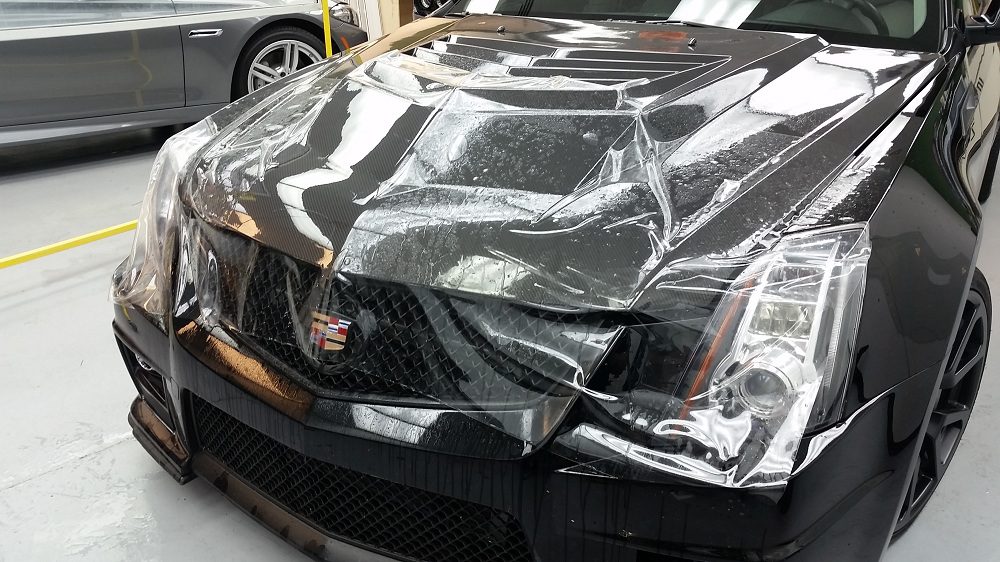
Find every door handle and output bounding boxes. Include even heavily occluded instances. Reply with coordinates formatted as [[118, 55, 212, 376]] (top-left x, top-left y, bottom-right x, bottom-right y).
[[188, 29, 223, 38]]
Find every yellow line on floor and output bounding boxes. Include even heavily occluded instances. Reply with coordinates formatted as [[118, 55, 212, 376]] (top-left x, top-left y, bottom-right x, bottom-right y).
[[0, 220, 137, 270]]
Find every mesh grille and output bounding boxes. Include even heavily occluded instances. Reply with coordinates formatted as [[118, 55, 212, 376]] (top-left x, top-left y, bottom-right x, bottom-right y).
[[196, 224, 595, 402], [231, 244, 572, 400], [314, 280, 472, 397], [238, 249, 475, 398], [193, 396, 535, 562]]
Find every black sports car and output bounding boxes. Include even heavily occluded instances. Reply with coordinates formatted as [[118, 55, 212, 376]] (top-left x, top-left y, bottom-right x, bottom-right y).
[[111, 1, 996, 560]]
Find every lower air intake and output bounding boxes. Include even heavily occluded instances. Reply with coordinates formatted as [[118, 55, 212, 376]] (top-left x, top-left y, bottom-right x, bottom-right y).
[[192, 396, 535, 562]]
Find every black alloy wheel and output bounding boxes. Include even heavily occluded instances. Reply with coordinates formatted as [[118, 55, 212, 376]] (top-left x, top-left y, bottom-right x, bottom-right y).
[[893, 269, 992, 537]]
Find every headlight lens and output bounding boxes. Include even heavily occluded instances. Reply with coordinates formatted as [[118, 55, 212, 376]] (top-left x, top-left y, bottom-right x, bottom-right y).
[[696, 227, 869, 431], [330, 2, 356, 25], [556, 227, 870, 487], [111, 120, 216, 326]]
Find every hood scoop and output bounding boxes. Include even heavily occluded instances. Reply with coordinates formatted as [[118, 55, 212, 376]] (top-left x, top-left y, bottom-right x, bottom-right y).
[[414, 35, 728, 86]]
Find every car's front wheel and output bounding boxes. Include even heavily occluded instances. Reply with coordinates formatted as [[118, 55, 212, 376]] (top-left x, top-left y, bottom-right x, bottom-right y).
[[893, 268, 991, 537], [234, 27, 326, 99]]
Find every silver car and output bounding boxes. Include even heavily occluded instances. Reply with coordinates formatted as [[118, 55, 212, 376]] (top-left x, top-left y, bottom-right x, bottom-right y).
[[0, 0, 368, 146]]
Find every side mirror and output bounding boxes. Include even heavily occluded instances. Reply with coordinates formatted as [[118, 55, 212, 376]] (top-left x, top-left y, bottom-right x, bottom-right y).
[[966, 6, 1000, 45]]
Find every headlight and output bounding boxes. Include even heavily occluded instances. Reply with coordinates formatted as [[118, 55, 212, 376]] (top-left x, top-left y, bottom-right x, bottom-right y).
[[557, 227, 870, 487], [111, 120, 216, 327], [330, 1, 356, 25], [691, 227, 869, 431]]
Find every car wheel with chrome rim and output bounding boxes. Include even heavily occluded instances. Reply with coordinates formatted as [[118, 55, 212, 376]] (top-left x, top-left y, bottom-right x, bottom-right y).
[[234, 27, 326, 99]]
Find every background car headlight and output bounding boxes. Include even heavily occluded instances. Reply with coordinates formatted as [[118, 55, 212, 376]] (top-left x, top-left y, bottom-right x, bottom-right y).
[[330, 1, 356, 25], [111, 120, 216, 327]]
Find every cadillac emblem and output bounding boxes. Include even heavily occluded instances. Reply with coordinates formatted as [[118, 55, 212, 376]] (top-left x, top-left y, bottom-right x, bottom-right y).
[[309, 311, 352, 352]]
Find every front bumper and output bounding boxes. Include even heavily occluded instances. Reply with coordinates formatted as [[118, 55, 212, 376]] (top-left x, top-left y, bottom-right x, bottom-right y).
[[113, 303, 934, 562]]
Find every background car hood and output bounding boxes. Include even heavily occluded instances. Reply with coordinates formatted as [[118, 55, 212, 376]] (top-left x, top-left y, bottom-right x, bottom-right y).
[[186, 15, 939, 313]]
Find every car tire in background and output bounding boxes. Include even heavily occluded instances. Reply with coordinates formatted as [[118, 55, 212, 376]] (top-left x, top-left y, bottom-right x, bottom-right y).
[[893, 268, 992, 538], [233, 26, 327, 99]]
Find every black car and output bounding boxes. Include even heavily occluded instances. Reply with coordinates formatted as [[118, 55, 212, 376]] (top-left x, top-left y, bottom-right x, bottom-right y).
[[111, 1, 996, 560]]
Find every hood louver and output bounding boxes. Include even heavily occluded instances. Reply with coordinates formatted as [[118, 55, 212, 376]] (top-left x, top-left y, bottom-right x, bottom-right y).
[[413, 35, 729, 86]]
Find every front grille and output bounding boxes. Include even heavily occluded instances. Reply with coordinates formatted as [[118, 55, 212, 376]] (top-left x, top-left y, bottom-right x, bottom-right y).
[[238, 250, 430, 397], [238, 249, 481, 398], [195, 223, 603, 403], [232, 245, 575, 401], [251, 272, 472, 398], [192, 396, 535, 562]]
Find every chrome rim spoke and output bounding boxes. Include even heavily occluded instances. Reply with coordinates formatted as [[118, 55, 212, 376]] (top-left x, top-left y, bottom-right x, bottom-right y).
[[251, 63, 281, 83], [283, 43, 295, 71], [247, 40, 323, 93]]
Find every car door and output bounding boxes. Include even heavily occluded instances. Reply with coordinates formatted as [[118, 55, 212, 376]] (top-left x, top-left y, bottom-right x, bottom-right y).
[[170, 0, 271, 107], [0, 0, 186, 127]]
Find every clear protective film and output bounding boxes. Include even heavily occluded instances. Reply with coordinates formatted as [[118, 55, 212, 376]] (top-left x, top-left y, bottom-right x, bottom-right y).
[[114, 16, 930, 480], [551, 228, 870, 487], [112, 119, 219, 328]]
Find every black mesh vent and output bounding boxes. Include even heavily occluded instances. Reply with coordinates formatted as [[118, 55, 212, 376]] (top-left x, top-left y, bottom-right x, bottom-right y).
[[230, 245, 574, 401], [237, 248, 479, 398], [197, 224, 598, 402], [193, 396, 535, 562], [314, 280, 473, 397]]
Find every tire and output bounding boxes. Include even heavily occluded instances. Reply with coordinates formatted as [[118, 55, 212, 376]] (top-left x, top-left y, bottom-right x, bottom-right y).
[[233, 26, 326, 100], [893, 268, 992, 538]]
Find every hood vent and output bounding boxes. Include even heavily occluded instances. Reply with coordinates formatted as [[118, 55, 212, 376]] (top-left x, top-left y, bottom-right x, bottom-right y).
[[413, 35, 729, 86]]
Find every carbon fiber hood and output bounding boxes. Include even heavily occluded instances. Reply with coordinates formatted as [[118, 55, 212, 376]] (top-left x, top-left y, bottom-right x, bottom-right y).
[[185, 14, 939, 315]]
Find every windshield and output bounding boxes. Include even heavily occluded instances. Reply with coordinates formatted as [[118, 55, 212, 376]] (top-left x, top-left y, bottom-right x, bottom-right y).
[[447, 0, 941, 52]]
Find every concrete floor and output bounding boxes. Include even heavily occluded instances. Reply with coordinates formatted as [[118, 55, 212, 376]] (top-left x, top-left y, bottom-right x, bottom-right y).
[[0, 131, 998, 561]]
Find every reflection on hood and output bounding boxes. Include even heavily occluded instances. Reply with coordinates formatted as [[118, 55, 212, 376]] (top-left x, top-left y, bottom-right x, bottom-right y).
[[186, 15, 939, 314]]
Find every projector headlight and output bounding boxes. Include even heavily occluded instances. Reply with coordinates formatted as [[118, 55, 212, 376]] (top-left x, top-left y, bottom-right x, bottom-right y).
[[558, 226, 870, 487], [668, 227, 869, 485], [112, 120, 216, 327], [696, 227, 869, 430]]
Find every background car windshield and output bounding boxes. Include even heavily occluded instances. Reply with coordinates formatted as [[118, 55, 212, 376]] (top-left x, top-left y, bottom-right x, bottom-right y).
[[448, 0, 940, 52]]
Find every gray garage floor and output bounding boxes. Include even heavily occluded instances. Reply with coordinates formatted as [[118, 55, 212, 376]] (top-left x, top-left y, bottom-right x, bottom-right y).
[[0, 131, 997, 561]]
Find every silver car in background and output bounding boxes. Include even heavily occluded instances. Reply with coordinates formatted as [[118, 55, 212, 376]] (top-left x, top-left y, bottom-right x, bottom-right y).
[[0, 0, 368, 146]]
